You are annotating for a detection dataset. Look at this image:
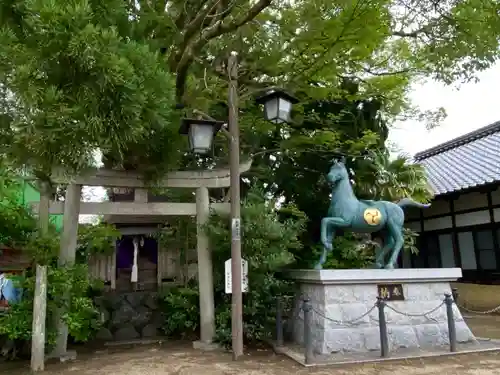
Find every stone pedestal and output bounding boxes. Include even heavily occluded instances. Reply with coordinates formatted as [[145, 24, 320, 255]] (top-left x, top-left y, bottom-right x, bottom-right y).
[[94, 291, 162, 341], [288, 268, 475, 355]]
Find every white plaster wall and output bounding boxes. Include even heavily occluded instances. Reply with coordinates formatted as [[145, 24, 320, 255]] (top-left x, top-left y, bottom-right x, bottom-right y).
[[402, 187, 500, 272], [457, 232, 477, 270], [423, 216, 452, 231], [438, 234, 455, 268], [493, 207, 500, 223], [455, 210, 490, 227]]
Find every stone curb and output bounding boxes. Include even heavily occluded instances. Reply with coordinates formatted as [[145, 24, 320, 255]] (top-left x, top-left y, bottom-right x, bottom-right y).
[[271, 339, 500, 367]]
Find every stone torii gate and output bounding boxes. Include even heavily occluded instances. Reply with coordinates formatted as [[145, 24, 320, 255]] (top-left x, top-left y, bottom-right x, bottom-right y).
[[29, 160, 252, 367]]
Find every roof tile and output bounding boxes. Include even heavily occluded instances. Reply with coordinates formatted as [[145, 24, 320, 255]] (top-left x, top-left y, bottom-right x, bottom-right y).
[[414, 121, 500, 196]]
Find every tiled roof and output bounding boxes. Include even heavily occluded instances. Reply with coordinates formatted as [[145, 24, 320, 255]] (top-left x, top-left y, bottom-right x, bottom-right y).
[[414, 121, 500, 196]]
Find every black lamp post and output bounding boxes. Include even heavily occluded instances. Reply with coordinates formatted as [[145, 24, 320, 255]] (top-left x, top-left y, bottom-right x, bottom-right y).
[[178, 53, 296, 359]]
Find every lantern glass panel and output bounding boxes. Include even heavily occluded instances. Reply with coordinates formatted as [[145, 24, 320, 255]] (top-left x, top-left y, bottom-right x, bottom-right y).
[[188, 123, 215, 153], [264, 96, 292, 124], [277, 97, 292, 123]]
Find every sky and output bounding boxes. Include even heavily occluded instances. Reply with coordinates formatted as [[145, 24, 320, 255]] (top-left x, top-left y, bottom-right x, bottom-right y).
[[388, 61, 500, 156]]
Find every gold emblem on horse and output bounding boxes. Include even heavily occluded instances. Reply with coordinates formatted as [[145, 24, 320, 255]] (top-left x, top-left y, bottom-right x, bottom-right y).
[[363, 208, 382, 226]]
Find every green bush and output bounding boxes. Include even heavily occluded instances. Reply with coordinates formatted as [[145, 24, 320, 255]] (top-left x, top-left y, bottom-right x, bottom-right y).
[[0, 170, 112, 356], [76, 223, 121, 262], [160, 189, 305, 347], [159, 281, 200, 339], [0, 264, 102, 348]]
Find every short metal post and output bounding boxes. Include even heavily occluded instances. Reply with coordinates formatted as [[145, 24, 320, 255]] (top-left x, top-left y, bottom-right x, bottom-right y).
[[302, 298, 314, 364], [445, 293, 457, 352], [377, 297, 389, 358], [276, 296, 284, 347]]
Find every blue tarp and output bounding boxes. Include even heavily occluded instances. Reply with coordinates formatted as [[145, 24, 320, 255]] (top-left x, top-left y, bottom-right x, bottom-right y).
[[0, 274, 22, 304]]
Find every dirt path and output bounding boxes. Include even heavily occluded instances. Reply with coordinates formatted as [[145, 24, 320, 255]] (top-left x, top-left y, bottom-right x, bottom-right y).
[[1, 316, 500, 375], [2, 344, 500, 375]]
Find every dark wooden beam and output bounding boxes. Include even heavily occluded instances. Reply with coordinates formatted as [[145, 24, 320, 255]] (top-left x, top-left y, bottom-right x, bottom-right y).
[[449, 198, 462, 268]]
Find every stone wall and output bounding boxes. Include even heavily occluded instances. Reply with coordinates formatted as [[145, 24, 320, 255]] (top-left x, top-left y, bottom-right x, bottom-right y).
[[94, 291, 163, 341], [292, 281, 475, 354]]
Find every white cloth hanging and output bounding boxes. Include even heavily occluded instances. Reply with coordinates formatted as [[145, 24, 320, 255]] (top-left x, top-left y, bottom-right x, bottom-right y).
[[131, 237, 139, 283]]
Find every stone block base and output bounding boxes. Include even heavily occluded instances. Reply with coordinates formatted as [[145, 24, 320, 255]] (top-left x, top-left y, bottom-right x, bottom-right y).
[[288, 268, 475, 355], [94, 291, 163, 341]]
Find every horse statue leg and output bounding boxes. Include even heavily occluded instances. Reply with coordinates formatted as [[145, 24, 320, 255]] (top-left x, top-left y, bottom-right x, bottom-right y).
[[372, 233, 394, 269], [315, 217, 349, 270], [384, 216, 405, 269]]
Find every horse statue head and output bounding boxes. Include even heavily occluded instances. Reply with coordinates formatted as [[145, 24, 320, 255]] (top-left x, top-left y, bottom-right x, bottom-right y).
[[326, 156, 348, 185]]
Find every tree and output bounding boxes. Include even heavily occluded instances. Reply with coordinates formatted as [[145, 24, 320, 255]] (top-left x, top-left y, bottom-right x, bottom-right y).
[[2, 0, 499, 176], [0, 167, 117, 359], [159, 189, 305, 346], [127, 0, 499, 206], [0, 0, 180, 179], [126, 0, 500, 126], [0, 165, 37, 248], [245, 87, 431, 267]]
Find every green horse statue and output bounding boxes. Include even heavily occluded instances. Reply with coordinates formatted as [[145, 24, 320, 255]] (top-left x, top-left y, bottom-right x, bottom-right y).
[[316, 158, 430, 270]]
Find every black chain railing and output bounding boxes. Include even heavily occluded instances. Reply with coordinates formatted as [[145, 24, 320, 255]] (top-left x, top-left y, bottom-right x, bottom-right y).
[[275, 292, 458, 364], [452, 287, 500, 315]]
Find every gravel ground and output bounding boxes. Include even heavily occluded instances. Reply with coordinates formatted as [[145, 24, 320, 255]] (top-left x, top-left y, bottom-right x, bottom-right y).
[[1, 317, 500, 375], [2, 343, 500, 375]]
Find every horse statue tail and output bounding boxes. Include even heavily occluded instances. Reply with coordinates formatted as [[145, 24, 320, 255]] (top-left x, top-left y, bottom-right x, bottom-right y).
[[397, 197, 431, 209]]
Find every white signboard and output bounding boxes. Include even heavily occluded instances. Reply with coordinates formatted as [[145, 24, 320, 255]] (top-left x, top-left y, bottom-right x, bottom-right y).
[[231, 218, 241, 241], [225, 258, 248, 294]]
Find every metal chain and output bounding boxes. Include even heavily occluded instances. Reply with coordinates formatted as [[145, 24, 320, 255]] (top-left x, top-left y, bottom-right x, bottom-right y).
[[457, 302, 500, 315], [295, 298, 452, 326], [306, 304, 377, 325], [384, 301, 445, 317]]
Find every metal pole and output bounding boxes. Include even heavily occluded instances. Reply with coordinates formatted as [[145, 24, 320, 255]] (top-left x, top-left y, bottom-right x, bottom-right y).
[[302, 298, 314, 365], [377, 297, 389, 358], [228, 51, 244, 360], [445, 293, 457, 352]]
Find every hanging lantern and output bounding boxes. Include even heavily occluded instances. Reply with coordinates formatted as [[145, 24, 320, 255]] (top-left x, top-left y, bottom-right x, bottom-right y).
[[256, 89, 298, 124], [179, 118, 224, 154]]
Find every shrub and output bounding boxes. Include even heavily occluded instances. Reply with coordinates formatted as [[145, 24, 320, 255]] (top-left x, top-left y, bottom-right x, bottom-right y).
[[0, 264, 101, 349], [159, 281, 200, 339], [160, 189, 305, 347]]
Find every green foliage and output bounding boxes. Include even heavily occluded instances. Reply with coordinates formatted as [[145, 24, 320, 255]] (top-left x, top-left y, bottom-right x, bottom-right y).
[[159, 282, 200, 339], [76, 223, 121, 263], [23, 230, 60, 265], [403, 227, 420, 255], [0, 264, 100, 345], [0, 166, 103, 352], [245, 91, 431, 268], [160, 189, 305, 346], [2, 0, 498, 179], [354, 151, 432, 203], [136, 0, 500, 129], [322, 234, 377, 270], [0, 168, 37, 247], [0, 0, 180, 179]]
